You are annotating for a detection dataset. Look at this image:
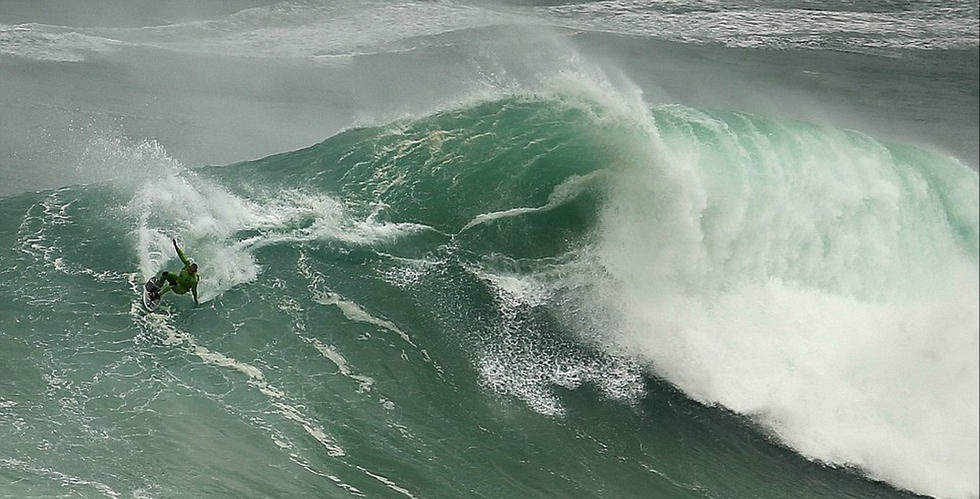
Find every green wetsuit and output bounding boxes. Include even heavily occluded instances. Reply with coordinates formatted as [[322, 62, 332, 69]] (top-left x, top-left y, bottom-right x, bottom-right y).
[[158, 244, 199, 304]]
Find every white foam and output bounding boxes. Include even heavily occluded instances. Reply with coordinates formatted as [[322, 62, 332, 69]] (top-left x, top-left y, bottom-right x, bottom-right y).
[[589, 105, 980, 498], [459, 172, 603, 233], [127, 162, 261, 301], [308, 340, 375, 393], [272, 401, 345, 458], [313, 290, 416, 347], [80, 132, 428, 303], [469, 256, 646, 417], [354, 465, 418, 499]]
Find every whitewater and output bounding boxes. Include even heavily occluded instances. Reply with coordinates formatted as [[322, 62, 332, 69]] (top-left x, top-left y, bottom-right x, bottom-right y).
[[1, 1, 978, 498]]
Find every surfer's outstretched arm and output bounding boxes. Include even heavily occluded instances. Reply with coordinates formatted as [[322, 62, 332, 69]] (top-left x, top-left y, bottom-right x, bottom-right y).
[[173, 238, 191, 266]]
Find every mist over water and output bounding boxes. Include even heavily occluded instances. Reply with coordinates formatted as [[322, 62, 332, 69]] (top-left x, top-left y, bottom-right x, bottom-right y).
[[1, 1, 978, 498]]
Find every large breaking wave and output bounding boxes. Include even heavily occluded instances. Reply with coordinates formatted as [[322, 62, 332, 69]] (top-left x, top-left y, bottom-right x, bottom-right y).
[[2, 95, 976, 498]]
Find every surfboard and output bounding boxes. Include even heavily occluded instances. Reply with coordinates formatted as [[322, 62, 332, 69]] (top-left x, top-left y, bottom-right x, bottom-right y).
[[142, 278, 161, 311]]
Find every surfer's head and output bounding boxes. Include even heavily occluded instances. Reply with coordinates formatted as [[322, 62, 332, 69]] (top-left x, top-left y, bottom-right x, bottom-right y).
[[189, 263, 198, 274]]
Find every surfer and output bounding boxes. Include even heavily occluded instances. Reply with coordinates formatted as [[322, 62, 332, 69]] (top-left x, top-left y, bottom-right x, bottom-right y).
[[152, 238, 199, 305]]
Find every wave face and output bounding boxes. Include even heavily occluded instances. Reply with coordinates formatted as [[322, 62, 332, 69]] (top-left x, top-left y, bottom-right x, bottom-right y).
[[2, 1, 979, 498], [1, 96, 976, 498]]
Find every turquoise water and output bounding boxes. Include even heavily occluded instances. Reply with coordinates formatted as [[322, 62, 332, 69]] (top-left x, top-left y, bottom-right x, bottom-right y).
[[1, 2, 978, 498]]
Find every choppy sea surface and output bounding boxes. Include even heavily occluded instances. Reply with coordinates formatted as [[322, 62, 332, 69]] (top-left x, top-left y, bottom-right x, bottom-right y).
[[1, 1, 977, 498]]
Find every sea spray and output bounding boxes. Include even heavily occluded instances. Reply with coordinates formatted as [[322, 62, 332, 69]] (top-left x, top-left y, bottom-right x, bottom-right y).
[[591, 106, 979, 498]]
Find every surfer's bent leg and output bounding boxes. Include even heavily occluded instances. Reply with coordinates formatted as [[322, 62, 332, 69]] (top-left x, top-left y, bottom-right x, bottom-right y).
[[158, 271, 179, 287], [154, 272, 178, 298]]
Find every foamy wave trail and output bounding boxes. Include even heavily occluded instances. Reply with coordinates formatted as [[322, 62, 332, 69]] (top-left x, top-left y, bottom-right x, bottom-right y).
[[0, 96, 975, 498]]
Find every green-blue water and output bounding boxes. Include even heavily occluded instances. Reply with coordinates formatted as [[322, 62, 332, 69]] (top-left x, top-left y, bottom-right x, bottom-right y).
[[1, 2, 978, 498]]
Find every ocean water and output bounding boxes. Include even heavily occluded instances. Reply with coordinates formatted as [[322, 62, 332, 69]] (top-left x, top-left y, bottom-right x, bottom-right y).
[[1, 1, 978, 498]]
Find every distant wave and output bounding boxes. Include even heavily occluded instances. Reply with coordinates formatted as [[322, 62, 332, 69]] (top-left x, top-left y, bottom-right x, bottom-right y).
[[0, 23, 123, 61], [3, 0, 976, 63]]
